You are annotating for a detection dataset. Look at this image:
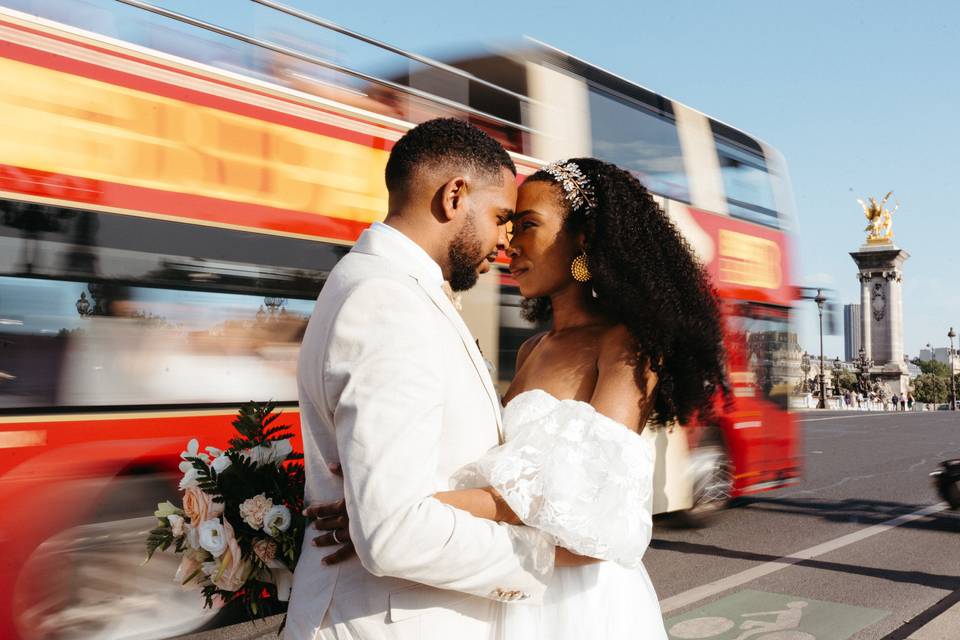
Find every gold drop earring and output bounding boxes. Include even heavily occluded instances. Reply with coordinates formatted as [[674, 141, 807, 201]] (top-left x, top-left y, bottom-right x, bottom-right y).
[[571, 253, 591, 282]]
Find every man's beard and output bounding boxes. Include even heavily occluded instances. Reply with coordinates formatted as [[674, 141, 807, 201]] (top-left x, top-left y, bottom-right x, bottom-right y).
[[448, 212, 486, 292]]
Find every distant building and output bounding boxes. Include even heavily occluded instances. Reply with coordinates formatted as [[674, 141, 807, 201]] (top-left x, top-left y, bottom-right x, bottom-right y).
[[905, 357, 921, 379], [843, 304, 862, 362], [918, 346, 960, 373]]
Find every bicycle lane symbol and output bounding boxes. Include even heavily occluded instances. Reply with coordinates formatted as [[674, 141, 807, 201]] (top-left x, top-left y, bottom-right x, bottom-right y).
[[664, 590, 889, 640], [669, 601, 814, 640]]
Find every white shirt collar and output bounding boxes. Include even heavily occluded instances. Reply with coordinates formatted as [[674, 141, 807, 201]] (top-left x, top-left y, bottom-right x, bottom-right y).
[[369, 222, 444, 288]]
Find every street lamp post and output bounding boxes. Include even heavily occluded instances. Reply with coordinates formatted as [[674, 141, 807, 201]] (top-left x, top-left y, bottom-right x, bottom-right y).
[[815, 289, 827, 409], [949, 327, 957, 411]]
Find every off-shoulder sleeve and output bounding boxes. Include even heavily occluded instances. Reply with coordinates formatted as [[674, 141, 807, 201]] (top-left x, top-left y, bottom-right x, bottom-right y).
[[451, 390, 654, 569]]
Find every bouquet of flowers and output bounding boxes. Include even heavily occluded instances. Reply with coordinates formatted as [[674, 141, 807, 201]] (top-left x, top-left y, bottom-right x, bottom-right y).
[[146, 401, 305, 618]]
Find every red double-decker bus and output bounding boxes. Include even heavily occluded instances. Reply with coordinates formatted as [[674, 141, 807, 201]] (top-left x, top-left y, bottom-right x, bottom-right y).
[[0, 2, 801, 638]]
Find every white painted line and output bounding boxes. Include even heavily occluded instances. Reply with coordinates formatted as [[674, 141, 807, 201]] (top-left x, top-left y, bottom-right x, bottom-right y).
[[797, 413, 931, 422], [658, 503, 946, 614]]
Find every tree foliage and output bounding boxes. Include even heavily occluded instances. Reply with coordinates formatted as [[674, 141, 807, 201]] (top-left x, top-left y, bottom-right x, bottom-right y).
[[913, 373, 948, 404], [915, 359, 952, 377]]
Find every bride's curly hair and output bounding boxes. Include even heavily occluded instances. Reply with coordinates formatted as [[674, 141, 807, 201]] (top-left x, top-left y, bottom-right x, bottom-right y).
[[521, 158, 728, 425]]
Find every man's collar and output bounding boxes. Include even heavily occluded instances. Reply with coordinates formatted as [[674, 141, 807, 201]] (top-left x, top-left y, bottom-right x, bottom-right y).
[[353, 222, 445, 288]]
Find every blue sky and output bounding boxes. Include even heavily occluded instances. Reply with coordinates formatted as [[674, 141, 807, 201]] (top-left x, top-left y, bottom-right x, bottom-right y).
[[295, 0, 958, 359], [18, 0, 960, 359]]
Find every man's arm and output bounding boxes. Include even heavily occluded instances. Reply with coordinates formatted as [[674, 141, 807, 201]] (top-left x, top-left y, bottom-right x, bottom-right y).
[[325, 279, 554, 600]]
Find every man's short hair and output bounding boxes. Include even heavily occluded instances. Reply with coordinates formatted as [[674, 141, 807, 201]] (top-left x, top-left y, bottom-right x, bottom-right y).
[[384, 118, 516, 193]]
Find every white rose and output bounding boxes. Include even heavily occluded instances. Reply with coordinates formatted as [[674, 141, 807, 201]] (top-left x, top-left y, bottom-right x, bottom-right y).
[[198, 519, 227, 557], [263, 505, 292, 534], [211, 455, 232, 474], [168, 514, 185, 537]]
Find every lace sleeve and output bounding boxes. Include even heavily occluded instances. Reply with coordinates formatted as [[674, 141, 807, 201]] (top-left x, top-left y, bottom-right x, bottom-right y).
[[451, 391, 654, 568]]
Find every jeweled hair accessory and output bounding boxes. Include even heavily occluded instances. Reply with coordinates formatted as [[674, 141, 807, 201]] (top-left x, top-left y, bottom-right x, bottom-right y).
[[542, 160, 596, 212]]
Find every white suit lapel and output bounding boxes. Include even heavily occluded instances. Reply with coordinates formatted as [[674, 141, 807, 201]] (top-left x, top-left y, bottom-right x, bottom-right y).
[[413, 276, 504, 443]]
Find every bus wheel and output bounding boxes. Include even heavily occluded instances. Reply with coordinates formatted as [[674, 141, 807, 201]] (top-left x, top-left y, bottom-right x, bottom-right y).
[[675, 443, 734, 528], [12, 474, 220, 640]]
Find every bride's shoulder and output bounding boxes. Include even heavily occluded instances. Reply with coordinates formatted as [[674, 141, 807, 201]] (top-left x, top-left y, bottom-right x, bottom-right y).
[[597, 324, 638, 358], [515, 330, 548, 370]]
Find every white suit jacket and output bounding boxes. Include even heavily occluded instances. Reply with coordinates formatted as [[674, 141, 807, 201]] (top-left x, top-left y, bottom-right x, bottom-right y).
[[285, 224, 554, 640]]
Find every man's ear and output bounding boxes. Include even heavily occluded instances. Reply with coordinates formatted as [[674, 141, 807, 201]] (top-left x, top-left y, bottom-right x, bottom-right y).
[[439, 176, 468, 222]]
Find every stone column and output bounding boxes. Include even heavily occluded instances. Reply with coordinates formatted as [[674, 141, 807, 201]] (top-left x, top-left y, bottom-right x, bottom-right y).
[[858, 273, 872, 359], [850, 244, 910, 396]]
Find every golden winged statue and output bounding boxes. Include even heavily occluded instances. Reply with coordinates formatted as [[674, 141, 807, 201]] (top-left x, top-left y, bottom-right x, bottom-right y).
[[858, 191, 899, 243]]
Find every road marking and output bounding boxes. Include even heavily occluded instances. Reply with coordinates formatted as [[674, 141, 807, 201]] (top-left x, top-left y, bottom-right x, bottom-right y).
[[797, 413, 930, 422], [659, 503, 946, 615], [665, 590, 889, 640]]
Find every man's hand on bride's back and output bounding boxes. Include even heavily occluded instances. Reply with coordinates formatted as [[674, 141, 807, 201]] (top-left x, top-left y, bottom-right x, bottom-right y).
[[304, 463, 356, 565]]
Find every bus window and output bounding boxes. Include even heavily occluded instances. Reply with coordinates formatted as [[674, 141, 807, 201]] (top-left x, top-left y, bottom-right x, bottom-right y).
[[0, 276, 314, 409], [726, 304, 796, 410], [711, 121, 780, 228], [588, 87, 690, 203]]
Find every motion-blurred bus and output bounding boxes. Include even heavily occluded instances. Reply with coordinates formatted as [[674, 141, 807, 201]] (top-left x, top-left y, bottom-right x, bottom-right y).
[[0, 2, 801, 638]]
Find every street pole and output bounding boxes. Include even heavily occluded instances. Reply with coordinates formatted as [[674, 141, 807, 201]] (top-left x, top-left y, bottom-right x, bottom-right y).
[[816, 289, 827, 409], [950, 327, 957, 411]]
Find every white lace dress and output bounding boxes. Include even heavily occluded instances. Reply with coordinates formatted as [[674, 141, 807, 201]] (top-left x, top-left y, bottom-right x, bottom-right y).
[[453, 389, 668, 640]]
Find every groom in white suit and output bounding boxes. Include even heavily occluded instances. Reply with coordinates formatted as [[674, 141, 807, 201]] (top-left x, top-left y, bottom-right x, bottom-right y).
[[285, 118, 555, 639]]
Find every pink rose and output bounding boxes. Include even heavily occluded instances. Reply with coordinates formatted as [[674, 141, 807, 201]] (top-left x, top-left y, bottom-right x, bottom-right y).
[[175, 552, 204, 588], [212, 520, 251, 592], [182, 486, 224, 524], [238, 494, 273, 529], [252, 538, 278, 563]]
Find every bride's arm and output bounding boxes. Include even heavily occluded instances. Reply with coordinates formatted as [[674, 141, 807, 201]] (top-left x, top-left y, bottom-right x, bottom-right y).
[[432, 487, 521, 524], [432, 490, 598, 567]]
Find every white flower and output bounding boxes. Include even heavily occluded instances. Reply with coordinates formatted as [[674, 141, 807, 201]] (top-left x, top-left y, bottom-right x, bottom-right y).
[[180, 438, 210, 464], [198, 519, 227, 557], [205, 446, 223, 458], [268, 439, 293, 463], [241, 440, 293, 467], [239, 494, 273, 529], [263, 504, 292, 534], [168, 514, 185, 537], [241, 446, 266, 466], [185, 524, 200, 550], [211, 454, 232, 474], [178, 464, 199, 490]]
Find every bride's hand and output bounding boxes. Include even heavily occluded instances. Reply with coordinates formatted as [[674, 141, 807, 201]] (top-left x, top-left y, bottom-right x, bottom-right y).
[[303, 463, 356, 565]]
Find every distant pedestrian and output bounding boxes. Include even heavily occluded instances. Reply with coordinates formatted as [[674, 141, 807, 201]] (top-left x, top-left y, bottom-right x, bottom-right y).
[[900, 396, 906, 411], [892, 393, 899, 411], [908, 394, 914, 411]]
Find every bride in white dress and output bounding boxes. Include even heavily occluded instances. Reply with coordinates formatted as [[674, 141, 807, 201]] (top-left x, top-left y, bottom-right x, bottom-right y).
[[312, 157, 728, 639], [441, 158, 727, 639]]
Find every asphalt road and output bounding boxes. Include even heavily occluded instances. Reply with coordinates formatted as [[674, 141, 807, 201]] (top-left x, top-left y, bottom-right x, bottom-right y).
[[184, 409, 960, 640]]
